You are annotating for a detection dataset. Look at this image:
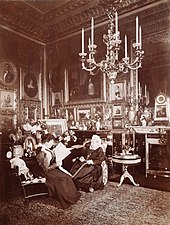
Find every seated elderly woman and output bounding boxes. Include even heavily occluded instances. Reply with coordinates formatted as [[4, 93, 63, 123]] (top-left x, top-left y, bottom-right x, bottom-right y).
[[36, 133, 81, 209], [70, 135, 107, 193]]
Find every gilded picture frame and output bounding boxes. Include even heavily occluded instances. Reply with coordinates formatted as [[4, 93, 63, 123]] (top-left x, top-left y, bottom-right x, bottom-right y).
[[64, 66, 106, 104], [0, 89, 16, 110], [112, 118, 123, 129], [112, 105, 122, 117], [0, 59, 18, 87], [110, 81, 125, 102]]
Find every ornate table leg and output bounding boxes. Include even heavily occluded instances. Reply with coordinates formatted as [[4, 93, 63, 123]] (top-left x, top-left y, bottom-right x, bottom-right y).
[[117, 165, 139, 187]]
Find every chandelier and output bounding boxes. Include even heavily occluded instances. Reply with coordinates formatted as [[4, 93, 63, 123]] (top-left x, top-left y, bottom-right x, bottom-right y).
[[79, 7, 144, 83]]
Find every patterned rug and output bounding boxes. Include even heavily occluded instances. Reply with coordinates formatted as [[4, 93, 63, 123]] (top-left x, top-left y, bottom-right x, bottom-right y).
[[0, 182, 170, 225]]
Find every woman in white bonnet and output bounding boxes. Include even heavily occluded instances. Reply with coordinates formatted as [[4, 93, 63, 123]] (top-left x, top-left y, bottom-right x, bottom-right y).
[[70, 135, 106, 192]]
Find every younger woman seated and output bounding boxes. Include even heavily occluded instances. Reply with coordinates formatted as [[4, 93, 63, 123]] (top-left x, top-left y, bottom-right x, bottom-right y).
[[70, 135, 106, 192], [36, 133, 81, 209]]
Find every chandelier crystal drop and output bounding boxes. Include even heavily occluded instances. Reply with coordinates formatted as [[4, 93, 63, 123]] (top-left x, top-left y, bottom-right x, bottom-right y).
[[79, 7, 144, 83]]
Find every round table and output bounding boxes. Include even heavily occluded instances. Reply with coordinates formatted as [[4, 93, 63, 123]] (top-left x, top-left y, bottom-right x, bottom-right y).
[[112, 154, 141, 187]]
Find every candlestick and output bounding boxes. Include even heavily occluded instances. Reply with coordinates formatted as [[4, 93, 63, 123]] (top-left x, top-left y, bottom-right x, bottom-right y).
[[139, 26, 142, 49], [138, 82, 141, 96], [125, 35, 128, 58], [82, 28, 84, 53], [91, 17, 94, 46], [88, 38, 91, 60], [144, 85, 147, 97], [136, 16, 139, 44], [115, 11, 118, 39]]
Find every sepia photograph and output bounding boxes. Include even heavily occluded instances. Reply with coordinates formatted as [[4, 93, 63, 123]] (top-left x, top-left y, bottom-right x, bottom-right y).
[[0, 1, 169, 225]]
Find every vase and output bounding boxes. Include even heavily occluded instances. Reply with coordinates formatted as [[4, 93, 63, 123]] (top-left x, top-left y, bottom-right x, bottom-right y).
[[95, 121, 100, 130], [128, 107, 136, 124]]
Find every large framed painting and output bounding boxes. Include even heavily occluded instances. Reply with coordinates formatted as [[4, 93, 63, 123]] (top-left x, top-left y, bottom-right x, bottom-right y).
[[64, 65, 106, 104], [0, 59, 18, 87], [22, 73, 40, 100]]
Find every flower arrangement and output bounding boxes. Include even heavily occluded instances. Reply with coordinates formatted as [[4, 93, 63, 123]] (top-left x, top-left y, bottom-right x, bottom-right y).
[[58, 130, 77, 146]]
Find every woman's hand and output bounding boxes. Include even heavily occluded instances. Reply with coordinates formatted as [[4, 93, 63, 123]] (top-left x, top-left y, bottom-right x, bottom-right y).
[[56, 160, 62, 167], [79, 156, 86, 162], [87, 160, 93, 165]]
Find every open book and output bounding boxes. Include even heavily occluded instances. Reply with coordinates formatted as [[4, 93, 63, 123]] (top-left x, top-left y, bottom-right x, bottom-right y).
[[53, 142, 72, 176], [53, 142, 71, 162]]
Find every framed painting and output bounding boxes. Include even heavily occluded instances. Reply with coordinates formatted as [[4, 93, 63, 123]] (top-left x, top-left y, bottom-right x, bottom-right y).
[[64, 66, 106, 104], [23, 73, 40, 100], [112, 118, 123, 129], [0, 90, 16, 110], [66, 108, 76, 122], [42, 119, 68, 136], [0, 59, 18, 87], [78, 108, 91, 121], [113, 105, 122, 117], [52, 91, 63, 107], [110, 81, 125, 101]]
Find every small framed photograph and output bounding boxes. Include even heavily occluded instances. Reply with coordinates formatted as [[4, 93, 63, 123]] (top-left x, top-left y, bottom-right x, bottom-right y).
[[52, 91, 63, 107], [78, 108, 91, 121], [0, 90, 16, 110], [113, 105, 122, 117], [66, 108, 76, 122], [110, 82, 124, 101], [112, 118, 123, 128]]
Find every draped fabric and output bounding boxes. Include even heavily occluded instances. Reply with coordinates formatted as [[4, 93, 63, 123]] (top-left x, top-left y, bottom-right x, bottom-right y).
[[70, 147, 106, 192], [36, 151, 81, 209]]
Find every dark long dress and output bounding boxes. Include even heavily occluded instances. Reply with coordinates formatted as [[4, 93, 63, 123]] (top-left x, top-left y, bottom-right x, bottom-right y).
[[36, 150, 81, 209], [70, 146, 105, 192]]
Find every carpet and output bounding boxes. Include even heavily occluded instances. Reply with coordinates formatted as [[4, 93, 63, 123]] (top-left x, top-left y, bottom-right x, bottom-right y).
[[0, 182, 170, 225]]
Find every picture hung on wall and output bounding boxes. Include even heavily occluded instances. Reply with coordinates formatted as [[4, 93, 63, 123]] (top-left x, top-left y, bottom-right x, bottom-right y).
[[65, 66, 106, 103], [0, 90, 16, 110], [66, 108, 76, 122], [112, 118, 123, 129], [110, 81, 124, 101], [49, 63, 63, 91], [0, 59, 18, 87], [112, 105, 122, 117], [78, 108, 91, 121], [23, 73, 39, 100], [52, 91, 63, 107], [93, 105, 104, 120], [42, 119, 68, 136], [154, 93, 170, 122]]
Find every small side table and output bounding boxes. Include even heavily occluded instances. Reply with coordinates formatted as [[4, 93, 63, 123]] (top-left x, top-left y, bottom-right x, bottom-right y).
[[112, 154, 141, 187]]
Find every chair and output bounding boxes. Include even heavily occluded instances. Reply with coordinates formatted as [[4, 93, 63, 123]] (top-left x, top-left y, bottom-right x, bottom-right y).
[[11, 157, 48, 204]]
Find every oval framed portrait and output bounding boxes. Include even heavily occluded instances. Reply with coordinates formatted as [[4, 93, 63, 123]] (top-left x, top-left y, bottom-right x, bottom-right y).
[[49, 64, 63, 91], [24, 73, 38, 98], [0, 59, 18, 86]]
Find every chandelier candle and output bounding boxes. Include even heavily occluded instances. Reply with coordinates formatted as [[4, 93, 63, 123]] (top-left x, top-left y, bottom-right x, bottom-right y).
[[82, 28, 84, 54], [136, 16, 139, 45], [125, 35, 128, 58], [91, 17, 94, 46], [79, 7, 144, 83]]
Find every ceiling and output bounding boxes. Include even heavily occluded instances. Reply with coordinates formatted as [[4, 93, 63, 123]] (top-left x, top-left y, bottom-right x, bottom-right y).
[[0, 0, 158, 43]]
